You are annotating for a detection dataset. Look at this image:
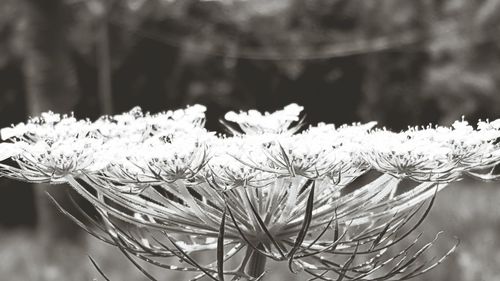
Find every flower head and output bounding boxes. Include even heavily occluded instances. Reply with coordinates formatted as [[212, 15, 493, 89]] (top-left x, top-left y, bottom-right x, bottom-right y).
[[224, 103, 304, 135], [0, 104, 498, 280]]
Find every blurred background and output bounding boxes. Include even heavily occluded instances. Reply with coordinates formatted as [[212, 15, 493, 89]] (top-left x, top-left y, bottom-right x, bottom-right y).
[[0, 0, 500, 280]]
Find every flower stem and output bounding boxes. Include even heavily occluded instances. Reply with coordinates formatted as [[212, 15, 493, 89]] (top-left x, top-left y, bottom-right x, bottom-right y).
[[246, 246, 267, 279]]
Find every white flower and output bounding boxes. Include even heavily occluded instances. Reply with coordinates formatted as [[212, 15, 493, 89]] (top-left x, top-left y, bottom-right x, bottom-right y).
[[0, 104, 498, 281], [0, 142, 23, 161], [363, 129, 459, 182], [103, 128, 213, 184], [9, 136, 105, 183], [208, 136, 275, 188], [224, 103, 304, 135]]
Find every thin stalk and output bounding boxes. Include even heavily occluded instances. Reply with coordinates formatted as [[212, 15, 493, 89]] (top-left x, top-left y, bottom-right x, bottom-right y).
[[246, 245, 267, 279]]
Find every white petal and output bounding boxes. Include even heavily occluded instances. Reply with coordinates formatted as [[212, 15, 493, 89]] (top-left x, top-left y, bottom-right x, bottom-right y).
[[0, 143, 21, 161], [0, 125, 26, 140]]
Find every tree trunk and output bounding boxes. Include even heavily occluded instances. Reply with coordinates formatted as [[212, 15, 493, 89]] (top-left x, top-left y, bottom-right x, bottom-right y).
[[97, 0, 113, 115], [21, 0, 82, 245]]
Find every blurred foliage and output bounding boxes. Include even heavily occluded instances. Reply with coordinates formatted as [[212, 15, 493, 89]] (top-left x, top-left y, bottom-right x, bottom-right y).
[[1, 0, 500, 129]]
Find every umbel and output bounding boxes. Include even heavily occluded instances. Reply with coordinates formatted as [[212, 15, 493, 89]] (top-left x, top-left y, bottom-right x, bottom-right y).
[[1, 104, 499, 280]]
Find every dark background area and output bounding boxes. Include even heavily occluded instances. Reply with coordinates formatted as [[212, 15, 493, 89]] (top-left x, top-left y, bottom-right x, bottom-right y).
[[0, 0, 500, 280]]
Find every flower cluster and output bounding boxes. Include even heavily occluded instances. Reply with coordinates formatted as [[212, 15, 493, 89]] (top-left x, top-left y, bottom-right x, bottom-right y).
[[2, 105, 498, 186], [0, 105, 211, 183], [0, 104, 499, 280]]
